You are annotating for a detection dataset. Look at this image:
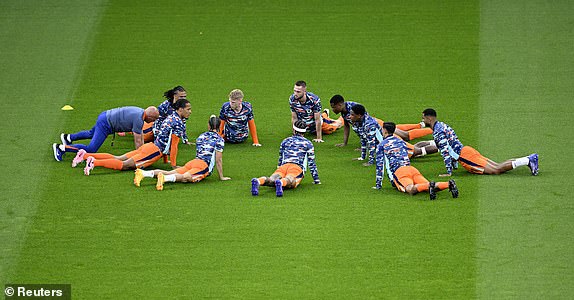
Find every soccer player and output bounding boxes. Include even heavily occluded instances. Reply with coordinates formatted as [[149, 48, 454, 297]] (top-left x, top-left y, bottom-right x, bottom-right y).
[[422, 108, 539, 176], [134, 115, 231, 190], [329, 94, 432, 146], [374, 122, 458, 200], [218, 89, 261, 146], [251, 120, 320, 197], [74, 99, 191, 175], [153, 85, 188, 136], [53, 106, 160, 161], [290, 80, 334, 143], [349, 104, 384, 166]]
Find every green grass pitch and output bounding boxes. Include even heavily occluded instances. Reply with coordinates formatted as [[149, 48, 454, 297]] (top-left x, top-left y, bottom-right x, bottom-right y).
[[1, 0, 573, 298]]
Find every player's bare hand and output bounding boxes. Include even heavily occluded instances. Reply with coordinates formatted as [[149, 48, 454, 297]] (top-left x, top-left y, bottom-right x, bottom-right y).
[[186, 141, 196, 146], [354, 147, 361, 151], [335, 143, 346, 147], [312, 139, 324, 143], [252, 143, 262, 147], [439, 173, 452, 177], [352, 157, 364, 161], [362, 162, 372, 167], [220, 177, 231, 181]]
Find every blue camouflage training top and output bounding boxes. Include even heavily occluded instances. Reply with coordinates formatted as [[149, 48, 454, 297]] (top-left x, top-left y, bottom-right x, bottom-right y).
[[432, 121, 464, 175], [355, 114, 384, 164], [289, 92, 322, 132], [195, 131, 225, 173], [375, 135, 411, 189], [154, 113, 187, 154], [219, 101, 254, 143], [278, 135, 319, 183], [153, 100, 189, 143]]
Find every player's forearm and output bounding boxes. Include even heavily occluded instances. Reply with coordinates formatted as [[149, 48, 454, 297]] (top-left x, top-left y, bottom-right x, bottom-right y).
[[133, 134, 144, 149], [315, 119, 322, 140], [343, 123, 350, 145], [216, 157, 226, 179]]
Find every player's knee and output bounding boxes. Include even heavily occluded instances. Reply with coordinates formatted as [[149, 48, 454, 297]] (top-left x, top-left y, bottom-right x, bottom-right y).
[[182, 173, 193, 182]]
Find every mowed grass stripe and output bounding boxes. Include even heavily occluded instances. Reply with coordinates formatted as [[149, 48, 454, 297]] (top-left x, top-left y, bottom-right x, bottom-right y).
[[478, 0, 574, 298], [0, 0, 106, 284], [15, 0, 480, 298]]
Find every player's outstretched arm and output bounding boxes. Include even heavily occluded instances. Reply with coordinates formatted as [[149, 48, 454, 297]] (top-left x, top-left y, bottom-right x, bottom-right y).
[[215, 151, 231, 181]]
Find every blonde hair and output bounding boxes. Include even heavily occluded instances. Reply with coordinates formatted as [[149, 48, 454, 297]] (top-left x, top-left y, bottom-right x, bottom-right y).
[[229, 89, 244, 101]]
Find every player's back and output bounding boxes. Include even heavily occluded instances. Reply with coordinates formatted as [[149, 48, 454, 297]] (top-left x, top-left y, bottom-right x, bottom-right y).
[[381, 135, 411, 173], [279, 135, 312, 167], [195, 131, 224, 165]]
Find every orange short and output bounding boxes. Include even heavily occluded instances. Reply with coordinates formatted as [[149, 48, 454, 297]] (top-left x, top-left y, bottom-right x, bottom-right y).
[[459, 146, 488, 174], [321, 113, 341, 135], [272, 163, 304, 188], [392, 165, 428, 193], [142, 121, 154, 143], [175, 158, 210, 182], [125, 142, 162, 169]]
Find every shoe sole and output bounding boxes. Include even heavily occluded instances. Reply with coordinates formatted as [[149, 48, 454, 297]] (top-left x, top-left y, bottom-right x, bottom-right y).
[[449, 180, 459, 198], [429, 181, 437, 200], [52, 143, 62, 161], [72, 149, 86, 168], [84, 157, 94, 176]]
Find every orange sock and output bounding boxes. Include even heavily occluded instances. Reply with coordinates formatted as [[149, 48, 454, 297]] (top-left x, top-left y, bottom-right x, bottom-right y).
[[397, 123, 421, 131], [416, 183, 430, 192], [408, 128, 433, 140], [94, 159, 123, 170], [86, 153, 115, 159], [280, 178, 288, 187], [258, 177, 265, 185], [437, 182, 449, 190]]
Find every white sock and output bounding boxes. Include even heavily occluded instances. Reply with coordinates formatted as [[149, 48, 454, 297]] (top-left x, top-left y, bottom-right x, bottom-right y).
[[420, 147, 427, 156], [429, 140, 436, 147], [165, 174, 177, 182], [511, 157, 529, 169], [419, 121, 426, 128], [142, 170, 154, 177]]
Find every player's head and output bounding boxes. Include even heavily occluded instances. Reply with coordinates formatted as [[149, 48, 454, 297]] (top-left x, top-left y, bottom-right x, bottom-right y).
[[164, 86, 187, 103], [422, 108, 437, 127], [293, 81, 307, 100], [382, 122, 396, 137], [349, 104, 366, 122], [293, 120, 307, 136], [144, 106, 160, 123], [208, 114, 220, 132], [228, 89, 244, 110], [329, 94, 345, 114], [174, 98, 191, 119]]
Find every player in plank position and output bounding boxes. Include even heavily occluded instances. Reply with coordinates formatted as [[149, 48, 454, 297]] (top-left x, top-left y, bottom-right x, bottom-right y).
[[250, 120, 320, 197], [74, 99, 191, 175], [422, 108, 538, 176], [374, 122, 458, 200], [329, 94, 433, 145], [218, 89, 261, 146], [134, 115, 231, 190]]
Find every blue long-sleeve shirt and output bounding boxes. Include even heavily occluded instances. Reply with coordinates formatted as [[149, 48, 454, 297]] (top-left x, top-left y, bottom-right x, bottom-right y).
[[355, 115, 383, 164], [432, 121, 464, 174]]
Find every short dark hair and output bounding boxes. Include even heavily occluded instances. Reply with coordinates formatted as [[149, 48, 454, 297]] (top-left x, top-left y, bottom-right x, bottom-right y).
[[422, 108, 437, 117], [173, 98, 190, 110], [330, 94, 345, 105], [164, 85, 186, 102], [383, 122, 396, 134], [350, 104, 366, 116], [208, 115, 220, 131], [295, 80, 306, 88]]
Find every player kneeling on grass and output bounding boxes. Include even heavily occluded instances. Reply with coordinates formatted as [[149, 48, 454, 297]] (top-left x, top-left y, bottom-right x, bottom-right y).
[[251, 120, 320, 197], [373, 122, 458, 200], [134, 115, 231, 190]]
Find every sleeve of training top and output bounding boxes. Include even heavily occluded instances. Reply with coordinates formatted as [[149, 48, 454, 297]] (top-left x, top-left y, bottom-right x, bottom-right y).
[[307, 143, 320, 182], [366, 126, 378, 165], [434, 123, 453, 174], [248, 119, 259, 144], [157, 100, 171, 117], [375, 144, 385, 189], [278, 140, 285, 167], [360, 133, 367, 160]]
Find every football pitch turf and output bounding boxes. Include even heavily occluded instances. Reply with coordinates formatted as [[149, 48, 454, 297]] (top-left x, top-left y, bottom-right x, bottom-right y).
[[1, 0, 573, 298]]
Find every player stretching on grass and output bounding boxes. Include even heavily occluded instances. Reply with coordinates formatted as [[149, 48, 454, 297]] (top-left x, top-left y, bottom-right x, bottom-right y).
[[329, 94, 432, 146], [218, 89, 261, 146], [53, 106, 160, 161], [290, 80, 343, 143], [374, 122, 458, 200], [422, 108, 539, 176], [134, 115, 231, 190], [251, 120, 320, 197], [74, 99, 191, 175]]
